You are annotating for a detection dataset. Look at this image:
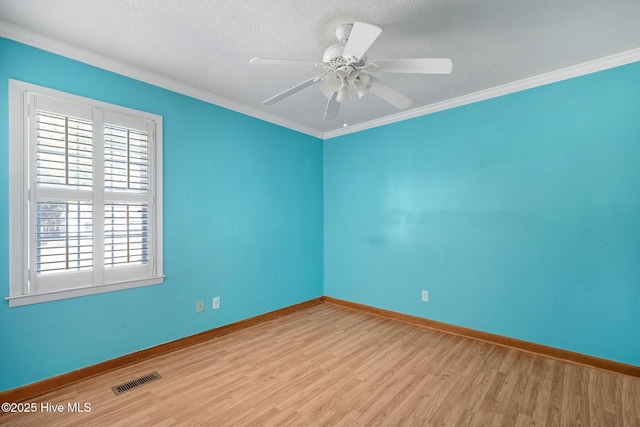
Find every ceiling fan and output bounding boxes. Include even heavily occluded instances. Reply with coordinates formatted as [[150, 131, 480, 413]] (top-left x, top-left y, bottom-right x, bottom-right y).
[[250, 22, 453, 121]]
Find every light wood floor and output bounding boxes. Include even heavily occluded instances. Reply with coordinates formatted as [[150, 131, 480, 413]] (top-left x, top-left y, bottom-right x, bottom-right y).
[[2, 303, 639, 426]]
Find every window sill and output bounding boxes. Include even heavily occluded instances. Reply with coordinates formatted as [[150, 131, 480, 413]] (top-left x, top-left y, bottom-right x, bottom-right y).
[[5, 276, 166, 307]]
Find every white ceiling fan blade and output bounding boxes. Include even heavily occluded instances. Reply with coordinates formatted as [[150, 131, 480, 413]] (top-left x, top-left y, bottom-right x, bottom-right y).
[[368, 77, 413, 110], [262, 76, 323, 105], [370, 58, 453, 74], [324, 94, 340, 121], [250, 58, 326, 68], [342, 22, 382, 61]]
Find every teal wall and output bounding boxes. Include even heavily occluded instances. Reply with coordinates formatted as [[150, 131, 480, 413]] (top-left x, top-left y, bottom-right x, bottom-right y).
[[0, 38, 324, 391], [324, 61, 640, 366]]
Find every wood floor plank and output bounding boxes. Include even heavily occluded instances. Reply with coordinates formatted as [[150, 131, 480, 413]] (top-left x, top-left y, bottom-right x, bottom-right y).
[[526, 356, 555, 426], [1, 302, 639, 426], [544, 360, 566, 426], [562, 363, 590, 426], [621, 374, 640, 426]]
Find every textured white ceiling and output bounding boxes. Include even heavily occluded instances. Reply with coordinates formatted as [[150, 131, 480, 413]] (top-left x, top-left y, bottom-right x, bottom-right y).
[[1, 0, 639, 136]]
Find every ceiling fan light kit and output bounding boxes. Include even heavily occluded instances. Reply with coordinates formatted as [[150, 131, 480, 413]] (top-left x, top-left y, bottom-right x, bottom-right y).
[[251, 21, 453, 122]]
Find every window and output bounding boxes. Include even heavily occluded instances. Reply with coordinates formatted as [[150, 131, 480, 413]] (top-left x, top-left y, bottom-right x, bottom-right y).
[[8, 80, 164, 307]]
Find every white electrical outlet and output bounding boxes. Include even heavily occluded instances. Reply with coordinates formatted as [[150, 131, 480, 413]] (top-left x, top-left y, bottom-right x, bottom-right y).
[[421, 290, 429, 302], [213, 296, 220, 310], [196, 299, 204, 312]]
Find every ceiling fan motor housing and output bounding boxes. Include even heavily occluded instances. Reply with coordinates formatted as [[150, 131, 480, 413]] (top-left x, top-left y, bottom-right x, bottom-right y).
[[322, 43, 367, 71], [322, 23, 368, 70]]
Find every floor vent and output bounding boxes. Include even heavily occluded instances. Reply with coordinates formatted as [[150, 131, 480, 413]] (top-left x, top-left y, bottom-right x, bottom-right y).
[[112, 372, 162, 395]]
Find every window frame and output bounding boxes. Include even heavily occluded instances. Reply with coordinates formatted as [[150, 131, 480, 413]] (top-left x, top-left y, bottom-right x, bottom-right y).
[[7, 79, 164, 307]]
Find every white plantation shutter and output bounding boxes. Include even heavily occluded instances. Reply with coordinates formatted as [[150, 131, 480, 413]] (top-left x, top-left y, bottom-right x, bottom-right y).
[[102, 112, 155, 284], [104, 123, 149, 193], [36, 200, 93, 274], [35, 110, 94, 279], [103, 120, 150, 269], [104, 202, 149, 267], [30, 94, 95, 292], [36, 111, 93, 190], [8, 80, 163, 306]]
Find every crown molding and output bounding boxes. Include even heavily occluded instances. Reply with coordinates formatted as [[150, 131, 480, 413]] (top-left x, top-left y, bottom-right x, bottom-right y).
[[0, 20, 323, 139], [322, 47, 640, 140]]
